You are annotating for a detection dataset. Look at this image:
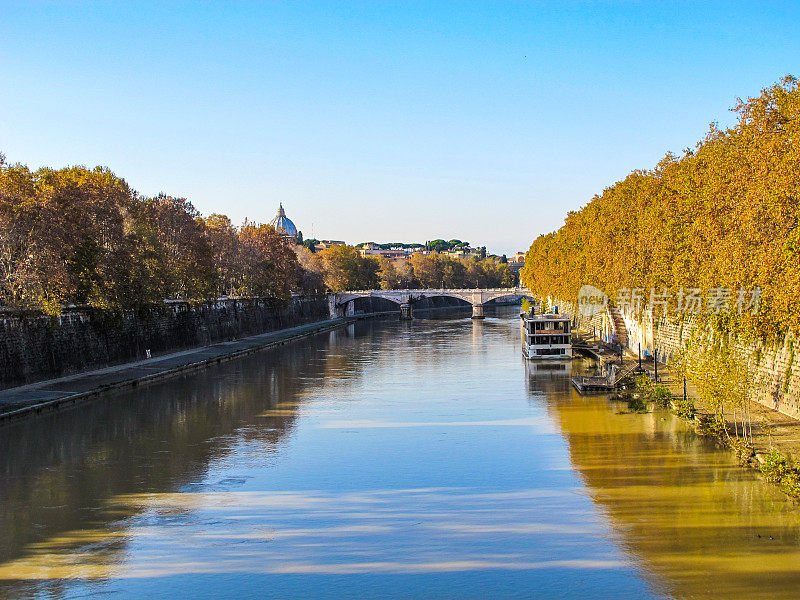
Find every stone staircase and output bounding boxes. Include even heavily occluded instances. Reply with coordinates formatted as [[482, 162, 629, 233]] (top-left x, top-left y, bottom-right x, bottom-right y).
[[606, 302, 629, 348]]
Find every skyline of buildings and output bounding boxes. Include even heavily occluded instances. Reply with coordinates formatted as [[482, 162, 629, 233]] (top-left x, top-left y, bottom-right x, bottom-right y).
[[269, 204, 525, 262]]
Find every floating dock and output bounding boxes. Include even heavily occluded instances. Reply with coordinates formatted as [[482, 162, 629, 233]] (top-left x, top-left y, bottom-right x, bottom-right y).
[[571, 375, 616, 393], [571, 363, 642, 394]]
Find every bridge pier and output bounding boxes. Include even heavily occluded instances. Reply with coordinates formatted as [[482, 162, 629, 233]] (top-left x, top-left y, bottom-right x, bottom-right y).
[[328, 295, 343, 319], [399, 302, 413, 320], [471, 303, 485, 319]]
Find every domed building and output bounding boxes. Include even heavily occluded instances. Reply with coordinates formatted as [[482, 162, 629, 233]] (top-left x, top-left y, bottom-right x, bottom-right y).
[[268, 203, 298, 238]]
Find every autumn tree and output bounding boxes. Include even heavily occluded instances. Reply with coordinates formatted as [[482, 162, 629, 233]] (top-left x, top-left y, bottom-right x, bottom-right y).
[[141, 194, 218, 300], [464, 257, 515, 288], [201, 213, 241, 295], [0, 161, 56, 309], [237, 223, 300, 302], [520, 75, 800, 338], [316, 245, 379, 292], [378, 257, 417, 290], [0, 162, 144, 312], [293, 246, 326, 296]]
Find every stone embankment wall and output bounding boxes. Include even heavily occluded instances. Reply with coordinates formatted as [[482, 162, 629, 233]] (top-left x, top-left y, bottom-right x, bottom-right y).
[[624, 312, 800, 420], [553, 297, 800, 420], [0, 297, 329, 389], [551, 298, 606, 336]]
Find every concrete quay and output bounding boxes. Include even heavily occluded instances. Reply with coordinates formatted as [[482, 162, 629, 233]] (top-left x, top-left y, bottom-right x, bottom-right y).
[[0, 318, 349, 424]]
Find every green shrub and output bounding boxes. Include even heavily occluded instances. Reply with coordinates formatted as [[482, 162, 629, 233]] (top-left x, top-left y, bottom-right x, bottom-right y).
[[627, 395, 648, 413], [762, 449, 794, 483], [760, 450, 800, 499], [633, 373, 652, 394], [629, 374, 671, 408], [674, 398, 696, 420], [780, 470, 800, 499], [730, 438, 755, 466], [696, 412, 726, 437], [650, 384, 672, 408]]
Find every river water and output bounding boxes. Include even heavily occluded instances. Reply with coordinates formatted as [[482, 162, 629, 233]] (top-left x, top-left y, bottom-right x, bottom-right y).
[[2, 308, 800, 599]]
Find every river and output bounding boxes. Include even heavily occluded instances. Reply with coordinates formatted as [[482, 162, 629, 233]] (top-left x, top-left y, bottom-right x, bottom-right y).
[[1, 308, 800, 599]]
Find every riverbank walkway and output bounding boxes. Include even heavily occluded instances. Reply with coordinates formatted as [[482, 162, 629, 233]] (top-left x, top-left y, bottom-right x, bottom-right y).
[[0, 318, 347, 423]]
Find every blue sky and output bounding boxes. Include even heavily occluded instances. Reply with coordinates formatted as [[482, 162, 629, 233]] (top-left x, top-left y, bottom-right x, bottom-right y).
[[1, 2, 798, 255]]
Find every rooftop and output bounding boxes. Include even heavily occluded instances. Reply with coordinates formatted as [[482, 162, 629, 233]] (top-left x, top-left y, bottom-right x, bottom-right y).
[[522, 313, 570, 321], [268, 203, 298, 237]]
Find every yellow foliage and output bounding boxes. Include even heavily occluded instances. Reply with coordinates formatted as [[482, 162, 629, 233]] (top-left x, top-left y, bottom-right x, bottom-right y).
[[521, 76, 800, 338]]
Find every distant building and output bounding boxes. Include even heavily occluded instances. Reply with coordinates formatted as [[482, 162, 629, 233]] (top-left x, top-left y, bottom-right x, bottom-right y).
[[268, 203, 298, 238], [314, 240, 346, 252], [445, 247, 477, 259], [359, 243, 408, 259], [508, 251, 525, 275], [381, 248, 408, 259], [359, 242, 380, 256]]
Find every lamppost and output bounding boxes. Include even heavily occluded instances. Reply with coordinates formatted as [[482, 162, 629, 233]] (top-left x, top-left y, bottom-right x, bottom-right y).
[[654, 347, 658, 382]]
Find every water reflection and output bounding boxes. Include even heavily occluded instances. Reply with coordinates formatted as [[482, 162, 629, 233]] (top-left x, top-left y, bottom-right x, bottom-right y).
[[538, 368, 800, 599], [1, 310, 799, 599], [0, 322, 377, 599], [524, 360, 574, 396]]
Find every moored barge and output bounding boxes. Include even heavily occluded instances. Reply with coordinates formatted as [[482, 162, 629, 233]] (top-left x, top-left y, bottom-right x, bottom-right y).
[[520, 310, 573, 360]]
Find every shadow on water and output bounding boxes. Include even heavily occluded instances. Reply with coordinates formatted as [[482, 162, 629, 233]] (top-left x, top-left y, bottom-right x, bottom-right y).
[[0, 321, 384, 598]]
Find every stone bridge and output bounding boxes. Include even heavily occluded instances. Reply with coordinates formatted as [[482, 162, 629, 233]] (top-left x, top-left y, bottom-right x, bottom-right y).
[[328, 288, 534, 319]]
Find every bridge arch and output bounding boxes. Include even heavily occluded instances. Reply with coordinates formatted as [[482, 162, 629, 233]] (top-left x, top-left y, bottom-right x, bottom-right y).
[[328, 288, 534, 319], [483, 291, 536, 304], [349, 295, 406, 316]]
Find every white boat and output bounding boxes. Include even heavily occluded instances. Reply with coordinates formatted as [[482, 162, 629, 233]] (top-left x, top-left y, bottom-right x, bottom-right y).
[[520, 310, 573, 360]]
